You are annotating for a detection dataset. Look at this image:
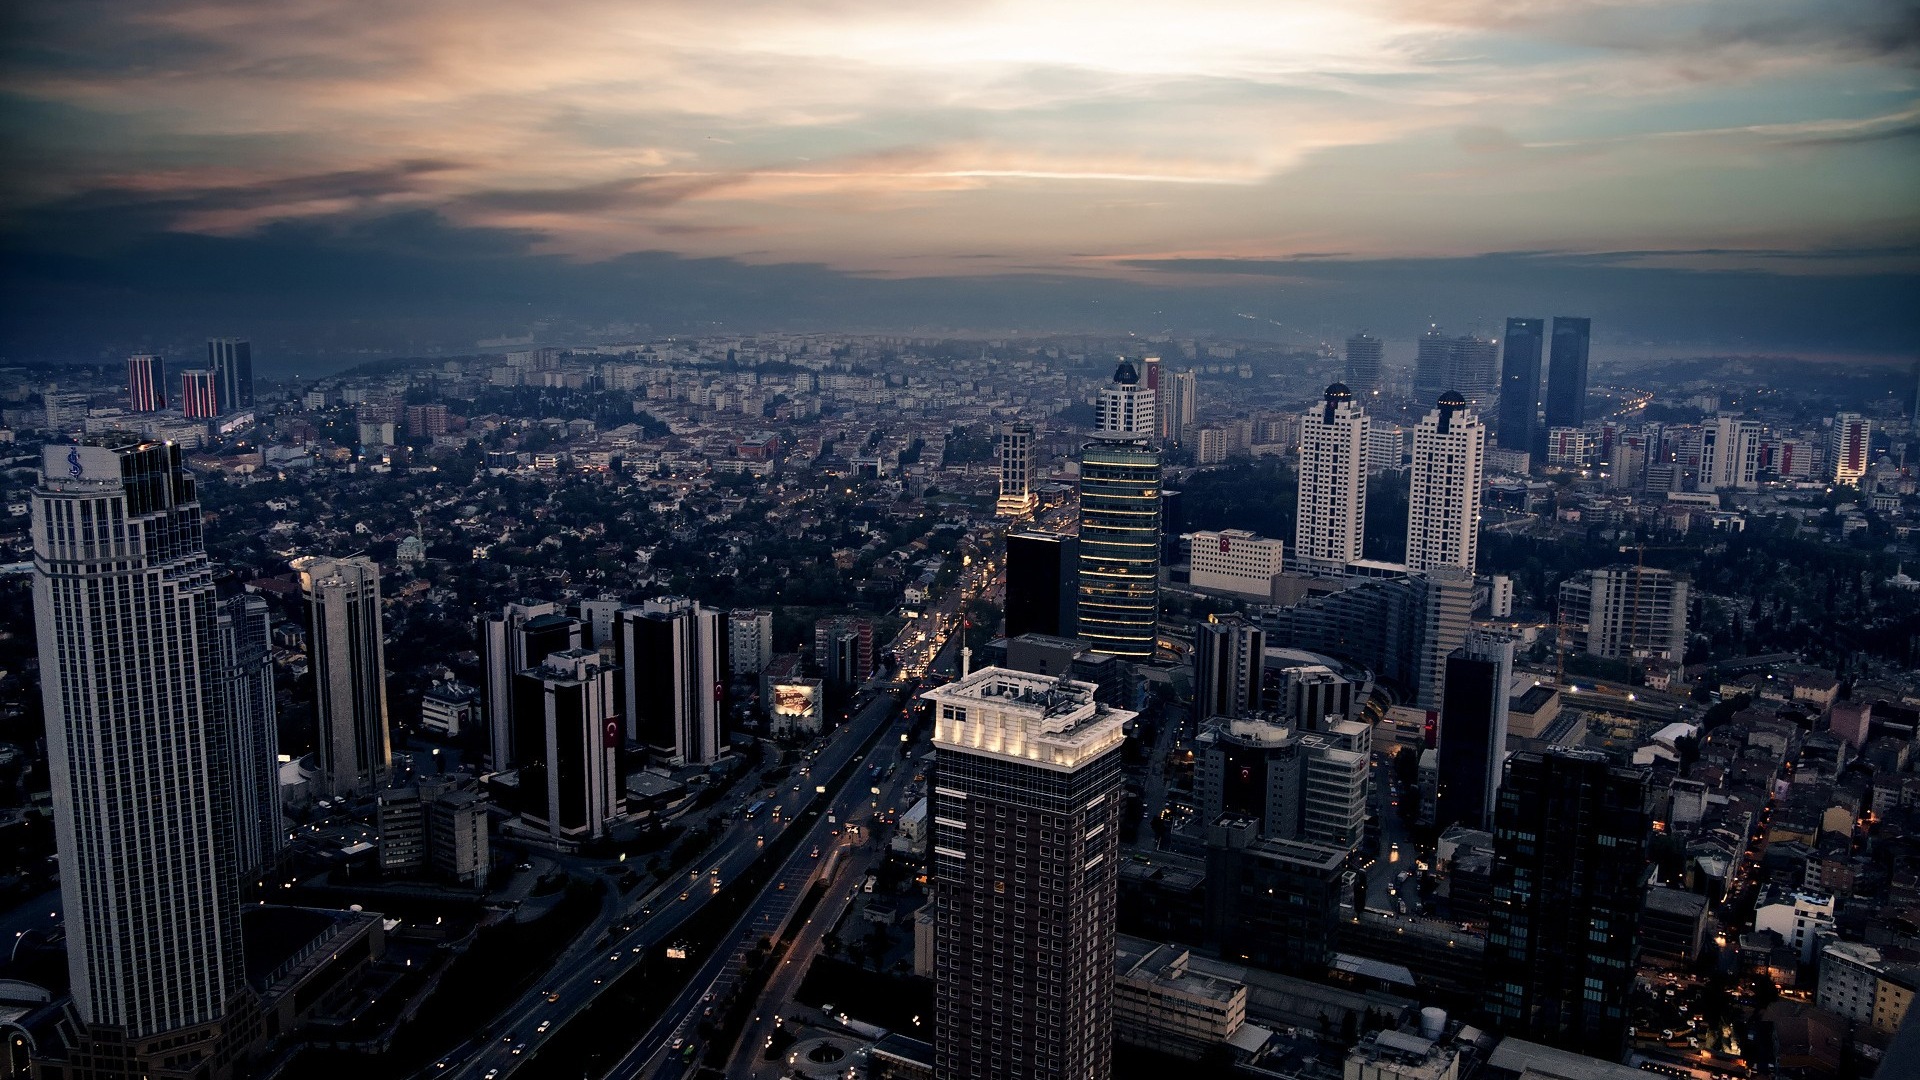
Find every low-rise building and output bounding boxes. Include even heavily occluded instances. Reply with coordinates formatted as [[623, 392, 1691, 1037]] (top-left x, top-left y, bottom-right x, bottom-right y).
[[1114, 942, 1249, 1059]]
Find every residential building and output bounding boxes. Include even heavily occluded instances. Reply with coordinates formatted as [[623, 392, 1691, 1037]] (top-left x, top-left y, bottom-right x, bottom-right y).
[[1295, 383, 1369, 572], [293, 554, 391, 798], [925, 667, 1132, 1080], [1702, 415, 1761, 490], [728, 609, 775, 675], [1405, 391, 1485, 574], [1345, 334, 1384, 396], [1830, 412, 1871, 485]]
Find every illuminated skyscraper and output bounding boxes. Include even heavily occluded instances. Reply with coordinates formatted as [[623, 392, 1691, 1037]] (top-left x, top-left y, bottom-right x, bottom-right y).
[[1543, 317, 1591, 430], [1077, 359, 1161, 660], [925, 667, 1131, 1080], [32, 442, 251, 1071], [1405, 392, 1485, 574], [1829, 412, 1871, 485], [1294, 383, 1368, 573], [127, 352, 166, 413], [181, 368, 219, 419], [293, 554, 392, 798], [996, 421, 1038, 517], [1495, 318, 1543, 453]]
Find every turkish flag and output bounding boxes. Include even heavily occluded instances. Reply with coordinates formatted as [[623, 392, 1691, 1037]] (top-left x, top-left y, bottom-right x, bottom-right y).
[[604, 718, 621, 749]]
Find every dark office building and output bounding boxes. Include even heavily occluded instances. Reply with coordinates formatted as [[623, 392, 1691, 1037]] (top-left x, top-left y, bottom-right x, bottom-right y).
[[1484, 748, 1652, 1060], [1435, 632, 1512, 831], [1204, 815, 1347, 971], [1495, 318, 1543, 453], [1005, 531, 1077, 639], [1192, 615, 1264, 723], [1344, 334, 1385, 395], [481, 603, 581, 769], [207, 337, 255, 412], [1543, 317, 1591, 430]]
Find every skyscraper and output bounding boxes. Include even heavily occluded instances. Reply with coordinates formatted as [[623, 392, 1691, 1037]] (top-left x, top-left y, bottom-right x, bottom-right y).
[[1193, 714, 1370, 849], [1405, 392, 1485, 574], [1495, 318, 1543, 453], [127, 352, 167, 413], [181, 368, 220, 419], [1192, 614, 1264, 723], [218, 594, 282, 881], [1413, 326, 1451, 405], [1543, 316, 1591, 430], [1701, 414, 1761, 490], [1446, 335, 1499, 406], [513, 648, 624, 842], [1006, 530, 1077, 639], [1344, 334, 1384, 396], [1829, 412, 1871, 485], [1294, 383, 1369, 573], [1435, 630, 1511, 832], [33, 441, 250, 1070], [207, 337, 254, 412], [293, 554, 392, 798], [925, 667, 1131, 1080], [1160, 368, 1196, 446], [996, 421, 1038, 518], [616, 596, 728, 764], [1077, 359, 1161, 660], [480, 601, 579, 770], [1484, 748, 1652, 1059]]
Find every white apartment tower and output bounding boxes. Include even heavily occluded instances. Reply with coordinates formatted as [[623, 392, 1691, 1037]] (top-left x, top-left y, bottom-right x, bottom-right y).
[[1294, 383, 1369, 573], [1405, 392, 1486, 574], [1097, 359, 1157, 437], [996, 421, 1038, 518], [1702, 415, 1761, 490], [294, 554, 393, 798], [1160, 368, 1197, 446], [33, 442, 248, 1061], [1830, 412, 1871, 485]]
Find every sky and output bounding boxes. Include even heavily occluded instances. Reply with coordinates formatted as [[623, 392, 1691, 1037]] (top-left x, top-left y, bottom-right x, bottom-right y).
[[2, 0, 1917, 366]]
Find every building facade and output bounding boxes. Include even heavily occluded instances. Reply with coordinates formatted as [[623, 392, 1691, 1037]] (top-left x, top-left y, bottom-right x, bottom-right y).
[[1435, 631, 1512, 832], [293, 554, 391, 798], [1543, 317, 1591, 431], [480, 601, 578, 770], [1496, 318, 1544, 454], [997, 421, 1038, 518], [1192, 615, 1265, 723], [1344, 334, 1384, 396], [127, 353, 167, 413], [1558, 566, 1688, 662], [181, 368, 220, 419], [1405, 392, 1485, 574], [1295, 384, 1369, 572], [513, 649, 623, 842], [206, 338, 254, 413], [1077, 360, 1162, 660], [925, 668, 1132, 1080], [1188, 528, 1284, 599], [617, 597, 728, 764], [218, 594, 281, 881], [1006, 531, 1077, 640], [1829, 412, 1871, 485]]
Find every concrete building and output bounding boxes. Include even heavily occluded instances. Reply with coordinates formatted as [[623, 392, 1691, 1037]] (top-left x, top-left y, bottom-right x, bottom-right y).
[[1345, 334, 1385, 396], [1295, 384, 1369, 573], [1702, 415, 1762, 491], [1755, 889, 1835, 965], [1194, 715, 1370, 850], [1405, 392, 1485, 574], [1829, 412, 1871, 485], [996, 421, 1038, 518], [480, 600, 578, 769], [1189, 528, 1285, 599], [1435, 630, 1512, 832], [1193, 615, 1265, 723], [127, 352, 166, 413], [619, 597, 729, 765], [218, 594, 282, 881], [728, 609, 775, 675], [293, 554, 391, 798], [1343, 1030, 1461, 1080], [1006, 531, 1077, 640], [1204, 815, 1349, 971], [1817, 941, 1883, 1025], [514, 648, 624, 843], [1558, 565, 1689, 662], [1114, 942, 1250, 1060], [924, 667, 1132, 1080], [419, 679, 477, 738]]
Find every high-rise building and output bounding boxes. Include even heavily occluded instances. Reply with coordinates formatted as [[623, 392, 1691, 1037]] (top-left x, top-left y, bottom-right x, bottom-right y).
[[1192, 615, 1265, 723], [1700, 415, 1761, 490], [513, 649, 624, 843], [293, 555, 392, 798], [996, 421, 1039, 518], [1367, 423, 1405, 474], [1344, 334, 1384, 396], [127, 353, 167, 413], [1446, 335, 1499, 406], [815, 615, 875, 687], [1484, 748, 1651, 1059], [1193, 715, 1370, 849], [1294, 383, 1369, 573], [32, 442, 250, 1069], [1558, 566, 1688, 662], [218, 594, 282, 881], [925, 667, 1131, 1080], [480, 601, 579, 770], [1413, 326, 1451, 405], [1495, 318, 1544, 453], [207, 337, 254, 412], [1005, 530, 1077, 639], [1203, 817, 1347, 971], [1160, 369, 1197, 446], [1435, 630, 1512, 832], [1405, 392, 1485, 574], [181, 368, 220, 419], [727, 609, 775, 675], [617, 597, 728, 764], [1830, 412, 1871, 485], [1077, 359, 1162, 660], [1543, 317, 1591, 431], [1263, 565, 1471, 710]]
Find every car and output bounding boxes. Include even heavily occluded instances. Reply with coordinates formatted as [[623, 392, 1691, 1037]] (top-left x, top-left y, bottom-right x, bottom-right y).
[[609, 952, 621, 961], [680, 891, 690, 901], [485, 1072, 500, 1080], [545, 989, 561, 1002], [537, 1021, 552, 1034], [511, 1043, 526, 1055], [502, 1034, 515, 1044]]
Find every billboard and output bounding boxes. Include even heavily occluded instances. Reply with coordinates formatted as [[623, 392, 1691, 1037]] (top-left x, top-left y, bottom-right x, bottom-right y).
[[773, 681, 819, 719]]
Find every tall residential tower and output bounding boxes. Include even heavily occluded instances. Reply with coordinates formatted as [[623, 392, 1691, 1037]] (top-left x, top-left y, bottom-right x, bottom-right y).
[[1294, 383, 1369, 573], [1405, 392, 1485, 574]]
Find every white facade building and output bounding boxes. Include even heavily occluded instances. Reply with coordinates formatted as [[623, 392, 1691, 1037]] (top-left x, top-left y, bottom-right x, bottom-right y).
[[1405, 393, 1485, 574], [1189, 529, 1284, 599], [1295, 384, 1369, 572], [1702, 415, 1761, 490], [1830, 412, 1871, 485]]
